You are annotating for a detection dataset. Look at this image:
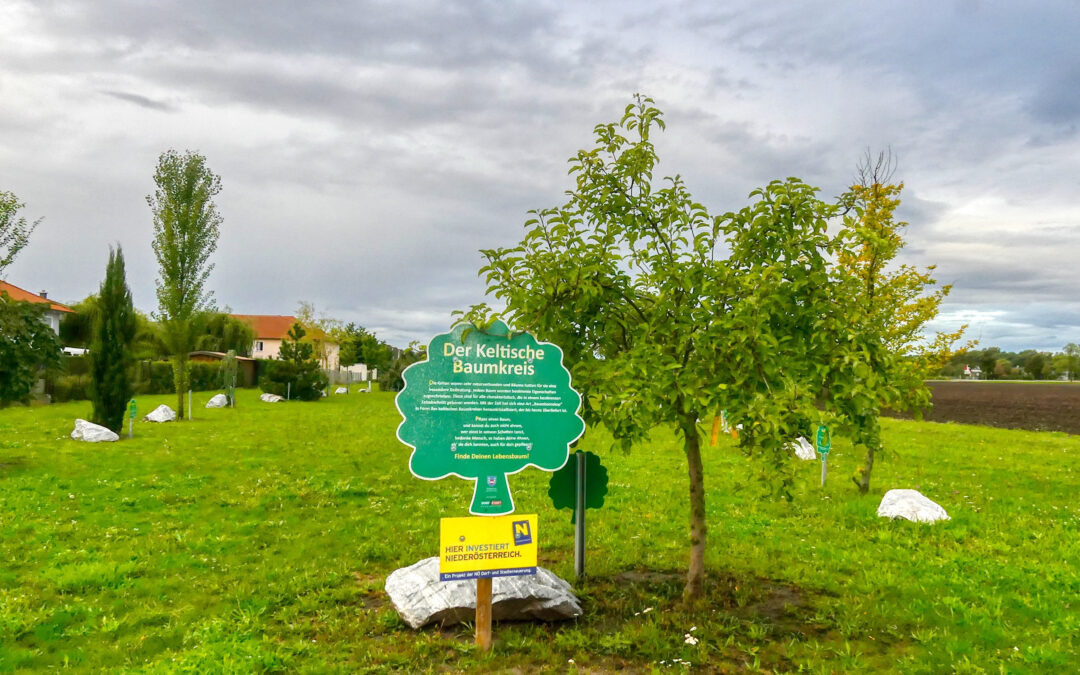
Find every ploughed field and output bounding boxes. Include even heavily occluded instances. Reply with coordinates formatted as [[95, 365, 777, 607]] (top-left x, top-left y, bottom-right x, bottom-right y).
[[888, 381, 1080, 435]]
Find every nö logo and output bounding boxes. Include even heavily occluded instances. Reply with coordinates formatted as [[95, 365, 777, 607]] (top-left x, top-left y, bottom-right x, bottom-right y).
[[511, 520, 532, 546]]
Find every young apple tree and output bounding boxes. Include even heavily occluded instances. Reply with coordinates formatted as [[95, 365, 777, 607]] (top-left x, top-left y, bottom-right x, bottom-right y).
[[464, 97, 862, 601]]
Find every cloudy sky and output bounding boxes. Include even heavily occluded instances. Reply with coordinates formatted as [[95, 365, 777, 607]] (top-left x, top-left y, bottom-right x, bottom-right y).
[[2, 0, 1078, 351]]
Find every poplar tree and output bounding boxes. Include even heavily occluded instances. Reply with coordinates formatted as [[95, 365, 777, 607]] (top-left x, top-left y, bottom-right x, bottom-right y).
[[89, 246, 137, 432], [148, 150, 222, 420]]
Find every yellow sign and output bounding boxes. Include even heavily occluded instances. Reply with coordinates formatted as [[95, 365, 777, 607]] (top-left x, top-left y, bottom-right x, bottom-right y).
[[439, 514, 538, 581]]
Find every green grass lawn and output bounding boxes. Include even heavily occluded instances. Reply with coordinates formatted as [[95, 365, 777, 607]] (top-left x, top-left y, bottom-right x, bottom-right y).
[[1, 389, 1077, 673]]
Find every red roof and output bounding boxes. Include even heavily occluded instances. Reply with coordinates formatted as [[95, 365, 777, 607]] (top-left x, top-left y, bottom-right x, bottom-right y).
[[231, 314, 298, 340], [0, 281, 73, 313]]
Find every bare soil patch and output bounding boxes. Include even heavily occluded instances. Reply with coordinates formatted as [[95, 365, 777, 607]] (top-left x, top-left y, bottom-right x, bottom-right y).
[[887, 381, 1080, 434]]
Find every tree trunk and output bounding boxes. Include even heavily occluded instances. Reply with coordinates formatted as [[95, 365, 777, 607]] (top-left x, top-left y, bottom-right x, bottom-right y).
[[682, 417, 707, 603], [854, 443, 876, 494], [172, 355, 186, 421]]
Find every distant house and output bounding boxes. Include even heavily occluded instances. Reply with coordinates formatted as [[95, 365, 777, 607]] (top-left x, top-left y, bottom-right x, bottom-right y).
[[231, 314, 340, 370], [0, 281, 73, 334]]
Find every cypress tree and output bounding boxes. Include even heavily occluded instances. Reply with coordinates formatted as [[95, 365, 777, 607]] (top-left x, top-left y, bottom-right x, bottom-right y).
[[89, 245, 137, 432]]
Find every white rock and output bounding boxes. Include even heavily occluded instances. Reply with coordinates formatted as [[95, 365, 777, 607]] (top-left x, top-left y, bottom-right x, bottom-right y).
[[260, 393, 284, 403], [206, 394, 228, 408], [877, 489, 950, 523], [790, 437, 817, 461], [335, 387, 348, 394], [71, 419, 118, 443], [143, 404, 176, 423], [385, 557, 582, 629]]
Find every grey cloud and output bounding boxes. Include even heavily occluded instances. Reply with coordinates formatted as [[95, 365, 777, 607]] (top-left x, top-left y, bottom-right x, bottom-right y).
[[4, 1, 1080, 352], [1027, 64, 1080, 125], [102, 90, 175, 112]]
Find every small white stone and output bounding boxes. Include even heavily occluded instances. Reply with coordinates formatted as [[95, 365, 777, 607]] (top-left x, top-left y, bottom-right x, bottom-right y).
[[205, 394, 228, 408], [384, 557, 582, 629], [70, 419, 118, 442], [143, 405, 176, 423], [335, 387, 348, 394], [260, 393, 284, 403]]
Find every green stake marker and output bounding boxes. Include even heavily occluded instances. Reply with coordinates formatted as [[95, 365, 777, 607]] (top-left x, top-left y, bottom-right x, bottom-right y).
[[127, 398, 137, 438], [816, 424, 831, 487], [396, 321, 585, 515]]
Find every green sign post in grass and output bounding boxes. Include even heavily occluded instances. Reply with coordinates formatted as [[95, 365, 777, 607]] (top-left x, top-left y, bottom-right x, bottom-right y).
[[395, 321, 585, 515], [817, 424, 831, 487], [127, 399, 136, 438]]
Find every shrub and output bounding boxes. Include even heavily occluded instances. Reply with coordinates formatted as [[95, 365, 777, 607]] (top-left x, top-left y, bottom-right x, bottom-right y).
[[52, 375, 91, 403], [259, 323, 327, 401]]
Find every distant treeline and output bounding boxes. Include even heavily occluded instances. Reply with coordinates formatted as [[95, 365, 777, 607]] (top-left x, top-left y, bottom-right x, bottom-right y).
[[938, 344, 1079, 380]]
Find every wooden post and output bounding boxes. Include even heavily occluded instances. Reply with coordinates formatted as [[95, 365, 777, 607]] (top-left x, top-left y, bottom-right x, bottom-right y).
[[710, 414, 721, 446], [475, 577, 493, 651]]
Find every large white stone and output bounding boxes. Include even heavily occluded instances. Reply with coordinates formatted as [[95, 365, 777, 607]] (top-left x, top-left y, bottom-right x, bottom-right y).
[[206, 394, 228, 408], [71, 419, 118, 443], [260, 393, 284, 403], [144, 404, 176, 423], [385, 557, 582, 629], [790, 437, 816, 461], [877, 489, 950, 523], [335, 387, 348, 394]]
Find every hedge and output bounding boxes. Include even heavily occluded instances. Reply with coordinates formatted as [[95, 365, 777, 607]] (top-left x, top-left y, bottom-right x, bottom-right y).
[[48, 357, 251, 403]]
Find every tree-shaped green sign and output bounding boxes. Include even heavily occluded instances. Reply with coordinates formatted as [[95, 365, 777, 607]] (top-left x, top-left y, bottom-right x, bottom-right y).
[[395, 321, 585, 515], [548, 451, 609, 523]]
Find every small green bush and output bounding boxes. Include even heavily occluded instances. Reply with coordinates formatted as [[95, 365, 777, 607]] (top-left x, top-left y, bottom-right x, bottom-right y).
[[63, 355, 90, 376]]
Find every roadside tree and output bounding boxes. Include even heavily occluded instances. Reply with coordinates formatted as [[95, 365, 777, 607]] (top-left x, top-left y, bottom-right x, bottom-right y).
[[148, 149, 222, 420], [833, 151, 967, 493], [0, 190, 40, 278], [196, 312, 255, 356], [89, 246, 137, 432], [0, 294, 61, 406], [1061, 343, 1079, 381], [337, 323, 393, 373]]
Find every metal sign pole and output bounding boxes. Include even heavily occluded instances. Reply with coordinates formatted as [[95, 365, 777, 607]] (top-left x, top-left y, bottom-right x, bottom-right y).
[[574, 451, 586, 579]]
